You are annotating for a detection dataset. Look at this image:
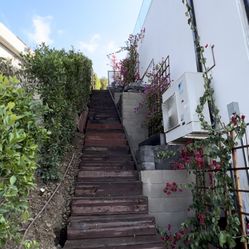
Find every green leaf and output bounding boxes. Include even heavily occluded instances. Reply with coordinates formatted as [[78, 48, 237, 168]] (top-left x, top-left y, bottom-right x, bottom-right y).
[[10, 175, 17, 185], [7, 101, 15, 110], [240, 236, 247, 243], [219, 232, 227, 247]]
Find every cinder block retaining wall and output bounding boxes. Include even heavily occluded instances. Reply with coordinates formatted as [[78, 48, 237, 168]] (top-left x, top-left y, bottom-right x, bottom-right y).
[[121, 92, 148, 153], [140, 170, 194, 232]]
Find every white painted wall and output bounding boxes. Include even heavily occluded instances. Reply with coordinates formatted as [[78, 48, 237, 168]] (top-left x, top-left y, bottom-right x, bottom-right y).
[[0, 22, 28, 67], [137, 0, 249, 218], [138, 0, 197, 82], [139, 0, 249, 122], [192, 0, 249, 214], [193, 0, 249, 123]]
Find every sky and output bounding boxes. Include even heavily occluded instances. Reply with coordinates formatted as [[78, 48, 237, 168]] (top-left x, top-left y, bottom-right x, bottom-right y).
[[0, 0, 143, 78]]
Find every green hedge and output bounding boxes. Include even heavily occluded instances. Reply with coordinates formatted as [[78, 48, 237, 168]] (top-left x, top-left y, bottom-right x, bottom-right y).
[[22, 45, 92, 181], [0, 75, 48, 247]]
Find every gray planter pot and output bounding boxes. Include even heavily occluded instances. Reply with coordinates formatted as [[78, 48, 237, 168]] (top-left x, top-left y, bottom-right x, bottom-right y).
[[138, 145, 155, 170]]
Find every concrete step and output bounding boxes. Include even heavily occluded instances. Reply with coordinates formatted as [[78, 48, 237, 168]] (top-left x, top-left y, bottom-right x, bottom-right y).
[[71, 196, 148, 216], [64, 235, 164, 249], [67, 214, 156, 240], [77, 170, 138, 182], [74, 181, 142, 197]]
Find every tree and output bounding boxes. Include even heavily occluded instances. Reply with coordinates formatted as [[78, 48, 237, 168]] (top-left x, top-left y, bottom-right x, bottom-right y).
[[92, 73, 101, 90], [100, 77, 108, 90]]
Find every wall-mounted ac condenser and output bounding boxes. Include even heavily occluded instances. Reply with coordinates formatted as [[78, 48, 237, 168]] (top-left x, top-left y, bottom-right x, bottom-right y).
[[162, 72, 211, 144]]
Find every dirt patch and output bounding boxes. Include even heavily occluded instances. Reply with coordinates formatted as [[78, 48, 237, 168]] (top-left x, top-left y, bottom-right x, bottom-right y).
[[22, 132, 83, 249]]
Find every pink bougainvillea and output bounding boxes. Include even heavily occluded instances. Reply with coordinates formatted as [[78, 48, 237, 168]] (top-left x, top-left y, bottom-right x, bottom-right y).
[[163, 182, 183, 196]]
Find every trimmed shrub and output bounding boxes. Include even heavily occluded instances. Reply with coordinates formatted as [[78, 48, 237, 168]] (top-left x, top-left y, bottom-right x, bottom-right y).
[[22, 45, 92, 180], [0, 75, 48, 247]]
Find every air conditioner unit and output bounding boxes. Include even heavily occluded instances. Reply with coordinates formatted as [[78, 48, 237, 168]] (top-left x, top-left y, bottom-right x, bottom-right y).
[[162, 72, 211, 144]]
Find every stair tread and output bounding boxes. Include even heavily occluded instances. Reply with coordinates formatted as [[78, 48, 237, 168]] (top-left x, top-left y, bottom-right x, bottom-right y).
[[69, 214, 154, 222], [64, 90, 162, 248], [64, 235, 164, 249], [74, 182, 142, 197]]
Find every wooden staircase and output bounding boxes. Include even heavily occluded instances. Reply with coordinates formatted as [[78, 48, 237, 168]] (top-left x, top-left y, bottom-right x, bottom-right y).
[[64, 90, 164, 249]]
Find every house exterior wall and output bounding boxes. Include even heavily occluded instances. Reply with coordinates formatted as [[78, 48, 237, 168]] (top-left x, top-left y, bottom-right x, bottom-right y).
[[0, 22, 28, 67], [138, 0, 249, 122], [136, 0, 249, 224], [138, 0, 197, 83], [193, 0, 249, 123]]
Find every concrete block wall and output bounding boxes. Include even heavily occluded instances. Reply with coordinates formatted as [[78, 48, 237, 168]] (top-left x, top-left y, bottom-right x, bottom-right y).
[[140, 170, 194, 232], [121, 92, 148, 153]]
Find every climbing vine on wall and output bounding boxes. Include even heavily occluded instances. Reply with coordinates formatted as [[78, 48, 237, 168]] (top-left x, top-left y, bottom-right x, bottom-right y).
[[161, 1, 248, 248]]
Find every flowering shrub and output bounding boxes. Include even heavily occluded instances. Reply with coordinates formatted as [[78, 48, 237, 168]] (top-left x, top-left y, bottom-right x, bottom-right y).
[[160, 224, 188, 249], [108, 28, 145, 87], [143, 60, 170, 135], [163, 182, 182, 196]]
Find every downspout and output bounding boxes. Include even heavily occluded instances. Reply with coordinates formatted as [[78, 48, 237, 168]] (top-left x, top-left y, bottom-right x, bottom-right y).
[[188, 0, 202, 73], [188, 0, 216, 127]]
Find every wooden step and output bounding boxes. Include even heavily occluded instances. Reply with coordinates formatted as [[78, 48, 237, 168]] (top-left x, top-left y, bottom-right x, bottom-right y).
[[74, 181, 142, 197], [67, 214, 156, 240], [64, 235, 164, 249], [84, 138, 127, 147], [83, 146, 130, 153], [86, 132, 125, 139], [79, 165, 134, 171], [80, 155, 132, 161], [64, 90, 163, 248], [86, 123, 123, 130], [77, 170, 138, 182], [71, 196, 148, 216]]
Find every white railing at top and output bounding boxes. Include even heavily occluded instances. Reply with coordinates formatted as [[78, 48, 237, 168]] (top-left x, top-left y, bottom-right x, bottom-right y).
[[133, 0, 152, 34]]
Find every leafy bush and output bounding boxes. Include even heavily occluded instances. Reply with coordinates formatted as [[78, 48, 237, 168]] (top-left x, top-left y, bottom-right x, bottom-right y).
[[22, 44, 92, 181], [0, 75, 48, 247]]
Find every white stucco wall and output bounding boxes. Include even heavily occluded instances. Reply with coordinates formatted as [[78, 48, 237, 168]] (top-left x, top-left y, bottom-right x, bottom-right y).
[[137, 0, 249, 215], [0, 22, 28, 67], [138, 0, 197, 82], [193, 0, 249, 123], [139, 0, 249, 122]]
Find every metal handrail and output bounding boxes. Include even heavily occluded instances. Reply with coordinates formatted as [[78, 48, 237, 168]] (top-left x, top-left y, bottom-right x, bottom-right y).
[[140, 58, 154, 82], [107, 88, 138, 168]]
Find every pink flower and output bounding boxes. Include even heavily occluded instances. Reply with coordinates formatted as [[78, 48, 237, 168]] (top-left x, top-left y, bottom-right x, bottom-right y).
[[197, 213, 206, 225], [211, 160, 221, 171], [194, 150, 204, 168]]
